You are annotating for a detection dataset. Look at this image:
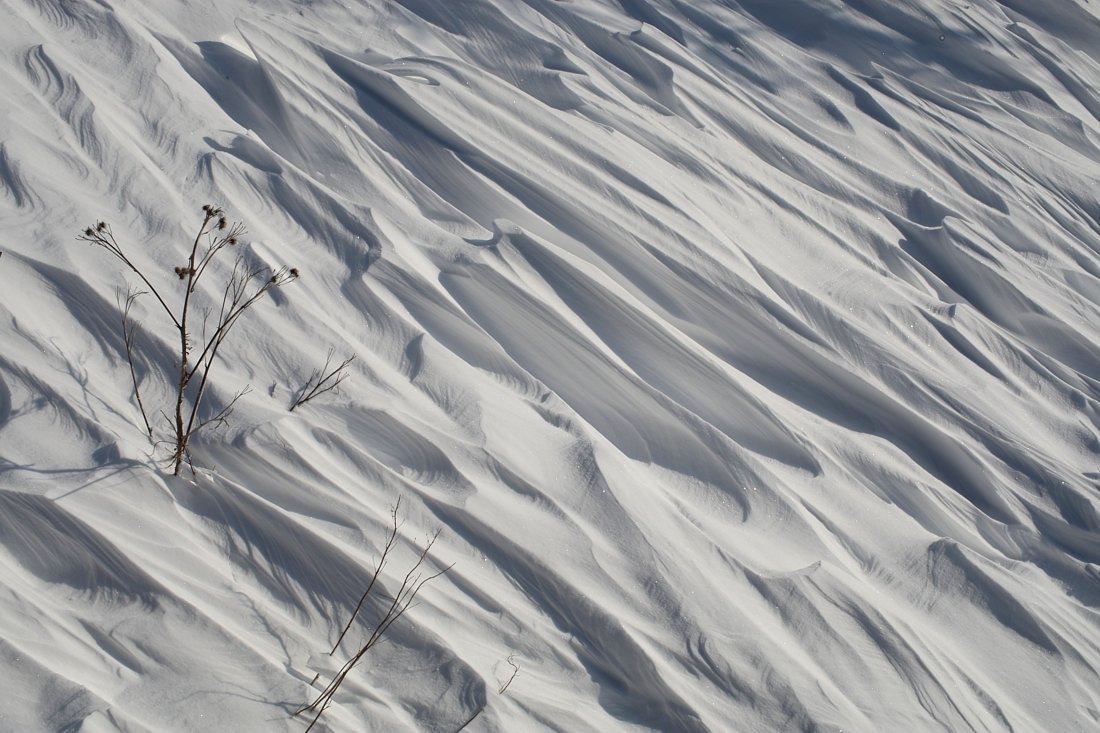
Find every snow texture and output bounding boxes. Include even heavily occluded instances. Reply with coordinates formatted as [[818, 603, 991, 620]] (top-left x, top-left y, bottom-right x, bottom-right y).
[[2, 0, 1100, 731]]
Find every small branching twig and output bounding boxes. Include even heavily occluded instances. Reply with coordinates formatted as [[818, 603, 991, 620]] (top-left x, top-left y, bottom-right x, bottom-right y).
[[79, 221, 179, 328], [291, 349, 354, 411], [329, 497, 403, 656], [119, 287, 153, 440], [80, 206, 298, 475], [192, 385, 251, 434], [454, 656, 521, 732], [296, 502, 452, 732]]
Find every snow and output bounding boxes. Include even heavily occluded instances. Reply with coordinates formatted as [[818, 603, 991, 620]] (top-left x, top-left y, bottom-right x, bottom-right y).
[[2, 0, 1100, 730]]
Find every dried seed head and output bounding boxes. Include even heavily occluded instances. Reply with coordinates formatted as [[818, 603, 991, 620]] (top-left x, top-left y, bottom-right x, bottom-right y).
[[227, 236, 237, 245], [202, 204, 212, 213], [174, 266, 187, 279], [84, 227, 95, 237], [96, 221, 106, 232], [289, 267, 300, 278], [217, 217, 228, 230]]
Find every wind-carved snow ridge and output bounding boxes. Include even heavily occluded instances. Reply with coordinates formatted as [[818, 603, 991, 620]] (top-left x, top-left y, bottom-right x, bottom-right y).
[[2, 0, 1100, 730]]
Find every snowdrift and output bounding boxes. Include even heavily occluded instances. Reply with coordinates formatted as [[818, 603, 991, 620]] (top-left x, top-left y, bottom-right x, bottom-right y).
[[2, 0, 1100, 730]]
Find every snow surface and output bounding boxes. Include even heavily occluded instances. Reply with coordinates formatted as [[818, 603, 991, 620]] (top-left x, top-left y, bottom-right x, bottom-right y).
[[2, 0, 1100, 730]]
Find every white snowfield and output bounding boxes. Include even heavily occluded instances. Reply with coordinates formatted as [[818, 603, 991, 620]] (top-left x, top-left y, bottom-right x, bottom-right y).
[[1, 0, 1099, 730]]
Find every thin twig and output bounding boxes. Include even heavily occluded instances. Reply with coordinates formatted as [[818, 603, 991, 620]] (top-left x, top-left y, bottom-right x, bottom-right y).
[[329, 497, 402, 655], [291, 350, 354, 411], [192, 386, 251, 434], [454, 656, 520, 732], [296, 510, 451, 731], [79, 223, 180, 329], [498, 656, 520, 695], [119, 287, 153, 440]]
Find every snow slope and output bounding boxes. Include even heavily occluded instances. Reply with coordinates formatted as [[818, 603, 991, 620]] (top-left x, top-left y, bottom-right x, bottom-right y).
[[2, 0, 1100, 730]]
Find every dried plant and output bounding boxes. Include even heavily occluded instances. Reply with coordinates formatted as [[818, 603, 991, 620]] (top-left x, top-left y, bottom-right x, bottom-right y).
[[296, 499, 452, 732], [454, 655, 520, 731], [290, 349, 354, 411], [119, 287, 153, 439], [79, 206, 298, 475]]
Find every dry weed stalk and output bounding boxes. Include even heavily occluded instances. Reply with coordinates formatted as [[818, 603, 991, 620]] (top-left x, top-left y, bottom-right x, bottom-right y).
[[80, 206, 298, 474], [119, 287, 153, 439], [291, 349, 354, 411], [296, 499, 452, 732]]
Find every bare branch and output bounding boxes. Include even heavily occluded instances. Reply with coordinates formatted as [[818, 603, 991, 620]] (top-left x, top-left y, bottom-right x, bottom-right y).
[[79, 224, 180, 329], [296, 503, 450, 731], [118, 287, 153, 440], [291, 350, 354, 411], [329, 497, 402, 655], [191, 386, 251, 434]]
